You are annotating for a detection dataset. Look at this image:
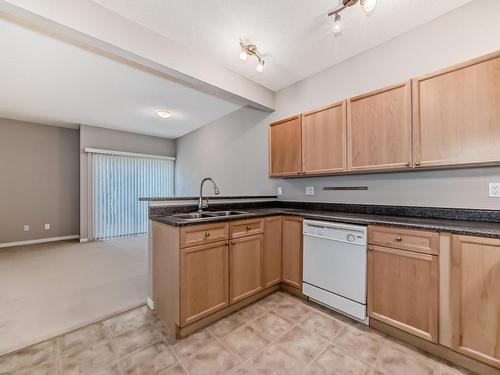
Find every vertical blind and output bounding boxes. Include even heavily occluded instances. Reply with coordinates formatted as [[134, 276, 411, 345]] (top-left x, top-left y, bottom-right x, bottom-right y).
[[91, 153, 174, 240]]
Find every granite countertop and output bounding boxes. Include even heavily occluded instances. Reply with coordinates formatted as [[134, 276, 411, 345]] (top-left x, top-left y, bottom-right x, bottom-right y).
[[150, 207, 500, 239]]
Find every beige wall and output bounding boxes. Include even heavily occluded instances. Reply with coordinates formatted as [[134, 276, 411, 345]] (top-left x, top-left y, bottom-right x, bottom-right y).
[[175, 0, 500, 210], [79, 125, 176, 239], [0, 118, 80, 244]]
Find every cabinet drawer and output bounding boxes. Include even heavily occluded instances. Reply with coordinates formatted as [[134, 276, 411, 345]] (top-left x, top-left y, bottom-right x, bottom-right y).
[[230, 218, 264, 239], [368, 226, 439, 255], [180, 222, 229, 248]]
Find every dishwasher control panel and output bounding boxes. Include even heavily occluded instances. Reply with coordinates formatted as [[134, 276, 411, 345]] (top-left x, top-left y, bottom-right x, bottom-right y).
[[303, 220, 367, 246]]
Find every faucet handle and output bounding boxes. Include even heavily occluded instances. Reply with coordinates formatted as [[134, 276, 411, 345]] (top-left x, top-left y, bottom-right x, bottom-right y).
[[201, 198, 209, 209]]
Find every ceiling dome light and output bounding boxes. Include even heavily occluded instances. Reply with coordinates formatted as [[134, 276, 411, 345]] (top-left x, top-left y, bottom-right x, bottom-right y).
[[332, 14, 342, 34], [239, 50, 248, 61], [361, 0, 377, 12], [156, 111, 172, 119], [256, 61, 265, 73]]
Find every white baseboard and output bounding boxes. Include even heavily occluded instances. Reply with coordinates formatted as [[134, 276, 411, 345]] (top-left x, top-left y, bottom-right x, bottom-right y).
[[79, 238, 89, 243], [0, 235, 80, 249], [147, 297, 155, 310]]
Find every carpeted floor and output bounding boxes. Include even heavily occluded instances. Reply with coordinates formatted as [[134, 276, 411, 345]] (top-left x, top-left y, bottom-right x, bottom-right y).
[[0, 236, 148, 356]]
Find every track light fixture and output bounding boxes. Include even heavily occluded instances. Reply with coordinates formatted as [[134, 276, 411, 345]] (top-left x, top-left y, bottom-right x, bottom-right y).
[[239, 41, 266, 73], [328, 0, 377, 34]]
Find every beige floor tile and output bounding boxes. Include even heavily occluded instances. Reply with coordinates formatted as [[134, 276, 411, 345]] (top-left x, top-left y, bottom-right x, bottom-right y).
[[222, 323, 270, 360], [61, 323, 107, 356], [103, 306, 152, 337], [0, 339, 57, 373], [439, 362, 473, 375], [299, 310, 346, 342], [171, 329, 215, 360], [158, 363, 189, 375], [249, 343, 306, 375], [111, 323, 162, 358], [208, 312, 247, 337], [306, 345, 372, 375], [276, 325, 327, 365], [229, 362, 257, 374], [274, 299, 312, 322], [182, 339, 236, 375], [375, 344, 439, 375], [61, 340, 117, 375], [15, 362, 57, 375], [120, 341, 177, 374], [333, 325, 385, 363], [257, 292, 288, 310], [252, 310, 294, 340], [236, 302, 267, 320]]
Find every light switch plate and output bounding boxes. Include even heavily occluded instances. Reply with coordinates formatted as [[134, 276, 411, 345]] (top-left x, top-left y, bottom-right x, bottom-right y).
[[489, 182, 500, 197], [306, 186, 315, 196], [277, 187, 283, 196], [45, 224, 50, 230], [24, 225, 29, 232]]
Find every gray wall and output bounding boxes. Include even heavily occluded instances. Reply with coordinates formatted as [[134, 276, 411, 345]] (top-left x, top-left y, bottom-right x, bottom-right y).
[[0, 118, 80, 244], [80, 125, 176, 239], [175, 0, 500, 210]]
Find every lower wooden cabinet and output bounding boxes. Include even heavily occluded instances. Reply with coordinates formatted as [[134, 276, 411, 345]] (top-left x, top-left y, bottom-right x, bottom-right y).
[[229, 234, 264, 304], [368, 244, 439, 342], [450, 235, 500, 369], [282, 216, 303, 290], [180, 241, 229, 326], [264, 216, 283, 287]]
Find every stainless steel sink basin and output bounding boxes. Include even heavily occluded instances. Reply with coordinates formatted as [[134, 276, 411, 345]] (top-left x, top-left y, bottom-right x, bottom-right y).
[[206, 211, 249, 217], [173, 212, 215, 220], [173, 211, 250, 221]]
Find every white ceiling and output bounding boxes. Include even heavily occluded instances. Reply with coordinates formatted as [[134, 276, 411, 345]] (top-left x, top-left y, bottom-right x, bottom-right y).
[[0, 15, 243, 139], [93, 0, 473, 91]]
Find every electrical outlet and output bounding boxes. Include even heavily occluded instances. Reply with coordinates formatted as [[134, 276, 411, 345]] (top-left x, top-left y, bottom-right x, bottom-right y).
[[306, 186, 315, 196], [489, 182, 500, 198], [24, 225, 29, 232], [44, 224, 50, 230], [277, 187, 283, 196]]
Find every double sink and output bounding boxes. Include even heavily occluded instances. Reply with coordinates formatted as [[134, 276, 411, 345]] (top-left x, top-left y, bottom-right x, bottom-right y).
[[173, 210, 250, 221]]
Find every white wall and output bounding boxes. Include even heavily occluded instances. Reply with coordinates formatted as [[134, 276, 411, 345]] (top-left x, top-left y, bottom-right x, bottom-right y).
[[175, 0, 500, 209]]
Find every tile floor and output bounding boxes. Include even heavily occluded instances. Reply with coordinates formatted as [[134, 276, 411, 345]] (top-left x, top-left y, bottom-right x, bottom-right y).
[[0, 291, 472, 375]]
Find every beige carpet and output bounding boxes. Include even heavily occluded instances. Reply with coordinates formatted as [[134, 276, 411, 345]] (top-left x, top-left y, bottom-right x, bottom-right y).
[[0, 236, 148, 356]]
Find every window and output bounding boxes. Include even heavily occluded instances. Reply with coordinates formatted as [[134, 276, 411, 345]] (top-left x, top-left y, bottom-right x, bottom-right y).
[[89, 150, 174, 240]]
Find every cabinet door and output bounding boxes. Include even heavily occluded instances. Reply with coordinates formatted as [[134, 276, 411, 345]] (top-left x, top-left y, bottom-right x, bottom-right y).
[[348, 81, 412, 172], [264, 216, 282, 287], [302, 101, 347, 174], [282, 216, 303, 290], [413, 52, 500, 168], [229, 234, 264, 304], [450, 235, 500, 369], [180, 241, 229, 326], [368, 245, 438, 342], [269, 116, 302, 177]]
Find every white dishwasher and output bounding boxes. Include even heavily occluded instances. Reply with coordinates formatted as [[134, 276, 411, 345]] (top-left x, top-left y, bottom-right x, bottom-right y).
[[303, 219, 368, 324]]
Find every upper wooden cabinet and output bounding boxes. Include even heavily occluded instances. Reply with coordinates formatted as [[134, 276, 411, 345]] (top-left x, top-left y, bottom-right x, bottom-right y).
[[269, 116, 302, 177], [450, 235, 500, 369], [413, 52, 500, 168], [302, 101, 347, 174], [348, 81, 413, 171], [282, 216, 303, 290]]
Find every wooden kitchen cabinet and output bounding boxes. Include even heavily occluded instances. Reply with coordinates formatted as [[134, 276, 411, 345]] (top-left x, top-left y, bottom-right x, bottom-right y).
[[449, 235, 500, 369], [348, 81, 413, 172], [413, 52, 500, 168], [180, 241, 229, 326], [264, 216, 282, 287], [229, 234, 264, 304], [368, 244, 439, 343], [302, 101, 347, 174], [269, 115, 302, 176], [282, 216, 303, 290]]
